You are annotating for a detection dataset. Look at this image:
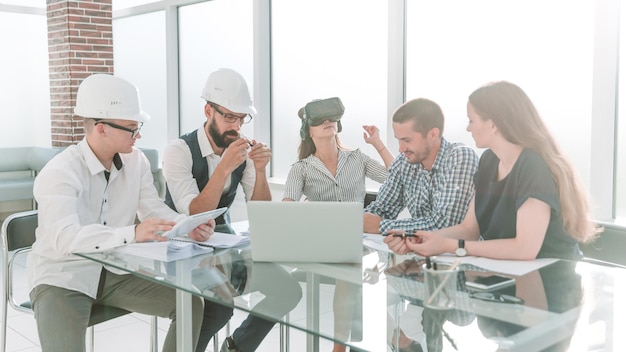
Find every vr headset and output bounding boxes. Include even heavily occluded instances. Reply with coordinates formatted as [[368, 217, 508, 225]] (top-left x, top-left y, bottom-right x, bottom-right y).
[[299, 97, 344, 139]]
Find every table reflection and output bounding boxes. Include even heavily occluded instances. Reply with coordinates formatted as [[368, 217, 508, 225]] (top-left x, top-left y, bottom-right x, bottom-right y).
[[385, 258, 583, 352], [170, 244, 303, 351], [476, 260, 582, 352]]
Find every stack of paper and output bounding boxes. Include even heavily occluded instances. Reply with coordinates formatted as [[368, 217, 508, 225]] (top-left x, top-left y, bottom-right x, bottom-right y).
[[114, 241, 214, 262], [171, 232, 250, 249]]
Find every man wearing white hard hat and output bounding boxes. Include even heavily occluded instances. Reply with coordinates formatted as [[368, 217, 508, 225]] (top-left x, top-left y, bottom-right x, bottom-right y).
[[163, 69, 291, 352], [27, 74, 215, 352], [163, 68, 271, 225]]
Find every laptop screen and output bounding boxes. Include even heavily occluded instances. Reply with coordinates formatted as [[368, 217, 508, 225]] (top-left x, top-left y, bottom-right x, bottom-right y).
[[246, 201, 364, 263]]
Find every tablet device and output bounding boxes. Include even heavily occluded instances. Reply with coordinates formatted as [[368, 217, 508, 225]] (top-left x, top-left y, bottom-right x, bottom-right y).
[[465, 274, 515, 291], [163, 207, 228, 239]]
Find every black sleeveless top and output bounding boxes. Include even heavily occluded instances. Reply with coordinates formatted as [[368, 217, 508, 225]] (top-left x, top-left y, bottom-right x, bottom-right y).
[[473, 149, 581, 260]]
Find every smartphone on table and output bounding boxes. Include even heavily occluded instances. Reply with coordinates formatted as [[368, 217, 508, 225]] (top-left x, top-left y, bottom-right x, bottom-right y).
[[465, 274, 515, 291]]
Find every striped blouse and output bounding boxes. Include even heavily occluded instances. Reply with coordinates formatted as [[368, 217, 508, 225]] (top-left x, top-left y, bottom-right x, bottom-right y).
[[283, 149, 387, 203]]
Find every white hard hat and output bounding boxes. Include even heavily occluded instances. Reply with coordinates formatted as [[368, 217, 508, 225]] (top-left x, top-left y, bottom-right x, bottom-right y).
[[200, 68, 256, 116], [74, 74, 150, 122]]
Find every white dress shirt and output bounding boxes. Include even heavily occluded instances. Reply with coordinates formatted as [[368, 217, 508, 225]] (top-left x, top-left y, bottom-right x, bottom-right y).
[[162, 123, 256, 215], [27, 139, 185, 298]]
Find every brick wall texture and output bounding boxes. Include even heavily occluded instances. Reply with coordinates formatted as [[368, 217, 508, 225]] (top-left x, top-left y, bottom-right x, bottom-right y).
[[47, 0, 113, 146]]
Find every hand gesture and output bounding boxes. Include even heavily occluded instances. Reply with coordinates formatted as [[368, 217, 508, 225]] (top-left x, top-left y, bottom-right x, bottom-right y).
[[188, 218, 216, 242], [220, 138, 252, 174], [134, 217, 176, 242], [405, 231, 445, 257], [247, 138, 272, 171], [362, 125, 382, 146], [382, 230, 413, 255]]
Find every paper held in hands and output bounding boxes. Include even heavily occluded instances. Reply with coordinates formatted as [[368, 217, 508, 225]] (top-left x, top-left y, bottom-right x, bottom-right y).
[[171, 232, 250, 249], [162, 207, 228, 239], [114, 241, 214, 262], [113, 231, 250, 262]]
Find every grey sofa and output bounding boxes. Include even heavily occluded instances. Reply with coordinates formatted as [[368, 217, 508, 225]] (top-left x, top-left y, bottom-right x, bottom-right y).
[[0, 147, 165, 205], [0, 147, 63, 203]]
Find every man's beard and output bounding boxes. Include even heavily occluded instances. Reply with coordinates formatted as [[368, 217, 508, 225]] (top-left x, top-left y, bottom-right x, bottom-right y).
[[406, 145, 430, 165], [208, 119, 239, 148]]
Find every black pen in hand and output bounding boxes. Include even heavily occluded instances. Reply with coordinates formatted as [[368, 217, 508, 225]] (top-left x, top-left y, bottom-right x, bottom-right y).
[[382, 233, 417, 238]]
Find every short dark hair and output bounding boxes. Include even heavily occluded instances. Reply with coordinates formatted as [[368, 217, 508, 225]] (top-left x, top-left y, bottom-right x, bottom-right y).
[[392, 98, 445, 137]]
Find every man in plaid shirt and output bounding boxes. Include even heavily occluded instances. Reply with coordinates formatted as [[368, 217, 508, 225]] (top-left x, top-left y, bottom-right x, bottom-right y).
[[363, 98, 478, 235]]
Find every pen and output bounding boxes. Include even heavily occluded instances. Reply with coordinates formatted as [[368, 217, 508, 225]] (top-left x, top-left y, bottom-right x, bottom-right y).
[[382, 233, 403, 237], [240, 134, 254, 147], [381, 233, 417, 238]]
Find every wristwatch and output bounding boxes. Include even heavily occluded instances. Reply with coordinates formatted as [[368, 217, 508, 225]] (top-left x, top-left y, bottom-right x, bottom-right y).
[[455, 239, 467, 257]]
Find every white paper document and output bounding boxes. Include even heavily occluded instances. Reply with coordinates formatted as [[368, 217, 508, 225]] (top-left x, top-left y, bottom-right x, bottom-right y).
[[162, 207, 228, 239], [435, 255, 558, 276], [171, 231, 250, 249], [362, 233, 393, 253], [114, 241, 214, 262], [361, 233, 558, 276]]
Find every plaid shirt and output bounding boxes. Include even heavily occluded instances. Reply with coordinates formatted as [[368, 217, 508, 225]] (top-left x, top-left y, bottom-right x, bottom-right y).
[[365, 138, 478, 234]]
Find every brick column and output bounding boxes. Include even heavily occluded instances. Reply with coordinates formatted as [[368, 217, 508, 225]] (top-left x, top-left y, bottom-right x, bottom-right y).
[[47, 0, 113, 147]]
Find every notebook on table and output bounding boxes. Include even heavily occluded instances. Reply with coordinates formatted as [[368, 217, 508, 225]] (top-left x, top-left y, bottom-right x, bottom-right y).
[[246, 201, 363, 263]]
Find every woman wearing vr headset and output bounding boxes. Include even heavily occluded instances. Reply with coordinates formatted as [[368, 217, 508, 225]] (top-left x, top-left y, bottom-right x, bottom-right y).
[[282, 97, 394, 352], [282, 97, 394, 204]]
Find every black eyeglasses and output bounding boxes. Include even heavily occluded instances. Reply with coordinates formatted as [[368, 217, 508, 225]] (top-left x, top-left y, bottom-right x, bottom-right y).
[[469, 291, 525, 304], [95, 120, 143, 139], [212, 104, 252, 125]]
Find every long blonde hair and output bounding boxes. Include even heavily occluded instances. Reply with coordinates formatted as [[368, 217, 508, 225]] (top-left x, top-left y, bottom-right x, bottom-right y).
[[468, 81, 599, 243]]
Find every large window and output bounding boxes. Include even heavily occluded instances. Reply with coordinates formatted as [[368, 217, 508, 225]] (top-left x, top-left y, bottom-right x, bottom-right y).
[[0, 0, 43, 7], [406, 0, 596, 210], [178, 0, 254, 137], [616, 1, 626, 220], [0, 10, 50, 148], [113, 0, 157, 11], [2, 0, 625, 223], [271, 0, 389, 184], [406, 0, 595, 176], [114, 11, 168, 155]]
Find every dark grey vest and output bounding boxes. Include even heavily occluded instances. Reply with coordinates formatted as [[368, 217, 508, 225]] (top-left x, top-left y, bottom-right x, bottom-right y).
[[165, 129, 246, 225]]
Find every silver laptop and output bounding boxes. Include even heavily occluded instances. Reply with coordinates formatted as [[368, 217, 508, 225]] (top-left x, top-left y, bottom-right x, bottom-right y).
[[246, 201, 363, 263]]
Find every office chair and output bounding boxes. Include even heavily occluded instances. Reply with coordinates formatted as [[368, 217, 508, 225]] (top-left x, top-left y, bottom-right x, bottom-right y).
[[364, 191, 378, 208], [1, 210, 158, 352]]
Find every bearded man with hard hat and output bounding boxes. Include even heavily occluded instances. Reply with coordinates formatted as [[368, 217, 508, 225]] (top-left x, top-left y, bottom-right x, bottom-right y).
[[163, 68, 272, 225], [27, 74, 215, 352], [162, 69, 301, 352]]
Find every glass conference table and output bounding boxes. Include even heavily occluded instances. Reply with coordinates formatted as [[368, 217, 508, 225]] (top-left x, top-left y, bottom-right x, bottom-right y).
[[76, 236, 626, 352]]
